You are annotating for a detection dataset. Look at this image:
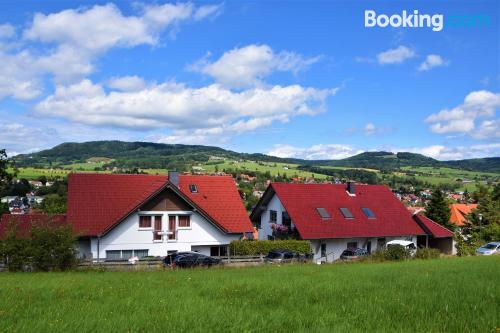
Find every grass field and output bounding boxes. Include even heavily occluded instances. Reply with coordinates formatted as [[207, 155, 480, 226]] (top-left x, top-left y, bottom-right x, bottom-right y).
[[200, 160, 329, 179], [0, 256, 498, 332]]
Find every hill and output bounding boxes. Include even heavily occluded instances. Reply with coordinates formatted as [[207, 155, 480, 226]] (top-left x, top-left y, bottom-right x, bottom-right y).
[[309, 151, 443, 170], [11, 141, 500, 173]]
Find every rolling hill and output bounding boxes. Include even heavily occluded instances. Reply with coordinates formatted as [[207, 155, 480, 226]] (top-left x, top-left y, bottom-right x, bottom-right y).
[[11, 141, 500, 173]]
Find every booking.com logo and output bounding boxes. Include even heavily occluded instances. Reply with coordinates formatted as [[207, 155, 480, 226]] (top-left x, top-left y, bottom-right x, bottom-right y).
[[364, 10, 491, 32]]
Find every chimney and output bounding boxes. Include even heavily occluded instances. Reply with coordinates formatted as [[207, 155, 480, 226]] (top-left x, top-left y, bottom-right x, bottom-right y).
[[347, 181, 356, 195], [168, 171, 179, 188]]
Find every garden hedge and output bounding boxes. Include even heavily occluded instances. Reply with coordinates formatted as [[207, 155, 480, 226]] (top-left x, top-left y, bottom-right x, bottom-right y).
[[229, 240, 312, 256]]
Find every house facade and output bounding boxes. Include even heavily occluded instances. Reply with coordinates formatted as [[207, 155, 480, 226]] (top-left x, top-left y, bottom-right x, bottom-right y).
[[1, 172, 254, 261], [251, 182, 454, 262], [70, 172, 254, 260]]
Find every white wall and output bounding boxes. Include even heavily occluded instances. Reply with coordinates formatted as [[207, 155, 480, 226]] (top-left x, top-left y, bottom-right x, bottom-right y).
[[311, 235, 418, 263], [88, 210, 242, 259], [258, 194, 287, 240]]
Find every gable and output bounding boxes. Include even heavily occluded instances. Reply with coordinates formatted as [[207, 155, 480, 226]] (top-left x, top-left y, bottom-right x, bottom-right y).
[[140, 187, 192, 211], [67, 173, 253, 237]]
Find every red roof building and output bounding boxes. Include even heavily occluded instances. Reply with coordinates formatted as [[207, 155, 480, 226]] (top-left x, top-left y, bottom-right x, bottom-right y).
[[251, 182, 455, 261], [1, 172, 253, 260]]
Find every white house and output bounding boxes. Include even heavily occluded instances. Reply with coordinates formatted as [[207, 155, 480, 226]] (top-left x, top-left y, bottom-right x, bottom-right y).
[[250, 182, 454, 262], [65, 172, 254, 260]]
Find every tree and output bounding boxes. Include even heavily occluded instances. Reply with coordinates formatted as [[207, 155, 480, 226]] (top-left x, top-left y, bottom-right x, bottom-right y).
[[0, 217, 77, 271], [0, 149, 14, 197], [425, 188, 451, 228], [40, 194, 67, 214]]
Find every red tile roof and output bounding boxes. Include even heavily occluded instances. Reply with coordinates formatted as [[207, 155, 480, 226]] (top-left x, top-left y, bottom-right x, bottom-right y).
[[412, 214, 454, 238], [261, 183, 426, 239], [449, 203, 477, 226], [67, 173, 252, 237], [0, 214, 67, 239]]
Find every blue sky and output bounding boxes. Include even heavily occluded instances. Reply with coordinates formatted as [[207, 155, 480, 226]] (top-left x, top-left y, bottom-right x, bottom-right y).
[[0, 0, 498, 160]]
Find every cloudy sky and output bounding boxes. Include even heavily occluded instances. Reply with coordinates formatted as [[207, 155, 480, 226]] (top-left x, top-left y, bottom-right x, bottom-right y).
[[0, 1, 498, 160]]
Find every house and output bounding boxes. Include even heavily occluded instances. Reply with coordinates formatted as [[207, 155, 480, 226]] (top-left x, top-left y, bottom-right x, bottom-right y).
[[251, 182, 454, 262], [28, 180, 44, 188], [1, 172, 253, 261], [449, 203, 478, 226]]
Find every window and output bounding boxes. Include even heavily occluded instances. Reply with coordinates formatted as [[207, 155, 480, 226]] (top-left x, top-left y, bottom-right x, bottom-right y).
[[178, 215, 191, 228], [106, 250, 121, 260], [168, 215, 176, 240], [121, 250, 133, 259], [210, 246, 227, 257], [153, 215, 162, 241], [320, 243, 326, 257], [139, 215, 152, 228], [106, 249, 149, 260], [347, 241, 358, 249], [362, 208, 376, 218], [270, 210, 277, 222], [316, 208, 331, 219], [340, 207, 354, 219], [282, 211, 291, 226], [189, 184, 198, 193]]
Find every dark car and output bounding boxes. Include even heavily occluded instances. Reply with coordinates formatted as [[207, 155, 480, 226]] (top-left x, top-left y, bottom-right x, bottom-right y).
[[163, 251, 197, 267], [265, 249, 305, 264], [172, 253, 221, 268], [340, 248, 368, 261]]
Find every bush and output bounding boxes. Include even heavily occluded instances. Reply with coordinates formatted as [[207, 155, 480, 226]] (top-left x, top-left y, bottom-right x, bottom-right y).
[[229, 240, 312, 256], [0, 217, 77, 271], [415, 248, 440, 259], [383, 245, 411, 261]]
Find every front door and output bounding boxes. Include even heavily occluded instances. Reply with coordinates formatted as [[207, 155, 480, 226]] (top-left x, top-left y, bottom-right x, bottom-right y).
[[366, 241, 372, 254]]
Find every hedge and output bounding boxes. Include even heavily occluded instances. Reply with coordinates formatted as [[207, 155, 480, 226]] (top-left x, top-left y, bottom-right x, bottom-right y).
[[229, 240, 312, 256]]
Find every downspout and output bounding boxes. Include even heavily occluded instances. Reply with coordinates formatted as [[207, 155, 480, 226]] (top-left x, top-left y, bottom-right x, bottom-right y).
[[97, 236, 101, 263]]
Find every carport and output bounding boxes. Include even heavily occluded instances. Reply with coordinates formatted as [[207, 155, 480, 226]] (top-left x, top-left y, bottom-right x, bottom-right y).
[[413, 214, 455, 255]]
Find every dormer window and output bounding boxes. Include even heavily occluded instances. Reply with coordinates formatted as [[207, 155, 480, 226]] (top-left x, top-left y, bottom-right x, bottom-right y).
[[340, 207, 354, 219], [189, 184, 198, 193], [316, 208, 331, 219], [362, 208, 376, 219]]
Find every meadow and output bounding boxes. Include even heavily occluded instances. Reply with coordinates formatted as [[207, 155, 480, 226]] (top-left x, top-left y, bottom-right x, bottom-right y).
[[0, 256, 498, 332]]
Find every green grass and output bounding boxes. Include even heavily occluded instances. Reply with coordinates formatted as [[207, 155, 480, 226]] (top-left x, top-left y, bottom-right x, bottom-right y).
[[0, 256, 498, 332], [199, 160, 329, 179]]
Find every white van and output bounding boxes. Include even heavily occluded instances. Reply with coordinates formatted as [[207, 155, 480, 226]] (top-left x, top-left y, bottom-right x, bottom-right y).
[[386, 240, 417, 256]]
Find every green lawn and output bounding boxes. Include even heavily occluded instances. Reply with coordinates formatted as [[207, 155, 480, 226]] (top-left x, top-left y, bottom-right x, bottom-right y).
[[0, 256, 498, 332]]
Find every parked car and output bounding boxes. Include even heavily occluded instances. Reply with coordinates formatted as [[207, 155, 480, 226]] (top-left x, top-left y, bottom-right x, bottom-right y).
[[163, 251, 198, 267], [386, 240, 417, 256], [265, 249, 305, 264], [172, 253, 221, 268], [475, 242, 500, 256], [340, 248, 368, 261]]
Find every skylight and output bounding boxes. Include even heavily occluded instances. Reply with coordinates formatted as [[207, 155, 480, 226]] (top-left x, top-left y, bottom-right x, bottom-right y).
[[362, 208, 376, 218], [189, 184, 198, 193], [316, 208, 331, 219], [340, 207, 354, 219]]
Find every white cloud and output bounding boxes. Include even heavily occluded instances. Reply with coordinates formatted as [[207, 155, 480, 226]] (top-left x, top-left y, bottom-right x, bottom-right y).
[[401, 144, 500, 160], [418, 54, 448, 71], [0, 24, 15, 39], [34, 79, 338, 144], [107, 76, 146, 92], [0, 2, 222, 100], [377, 45, 416, 64], [191, 44, 321, 88], [0, 123, 60, 155], [268, 144, 362, 160], [364, 123, 376, 135], [426, 90, 500, 139], [267, 143, 500, 161]]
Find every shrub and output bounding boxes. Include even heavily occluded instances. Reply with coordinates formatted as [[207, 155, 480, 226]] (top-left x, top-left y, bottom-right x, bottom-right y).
[[0, 217, 77, 271], [383, 245, 411, 261], [229, 240, 312, 256], [415, 248, 440, 259]]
